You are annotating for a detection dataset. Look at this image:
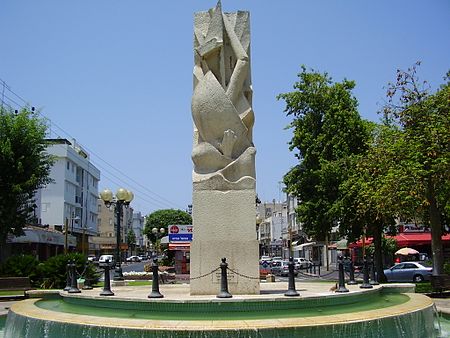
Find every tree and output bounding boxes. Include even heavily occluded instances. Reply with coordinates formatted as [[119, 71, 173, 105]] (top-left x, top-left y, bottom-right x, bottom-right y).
[[278, 66, 369, 240], [126, 229, 136, 256], [381, 63, 450, 275], [0, 107, 53, 262], [144, 209, 192, 244], [339, 123, 401, 281]]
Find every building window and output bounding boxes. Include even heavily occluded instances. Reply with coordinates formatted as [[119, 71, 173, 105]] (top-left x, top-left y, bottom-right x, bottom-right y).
[[67, 161, 70, 170]]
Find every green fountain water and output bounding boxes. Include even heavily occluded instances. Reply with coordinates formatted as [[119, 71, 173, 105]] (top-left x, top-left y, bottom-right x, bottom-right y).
[[35, 293, 407, 320]]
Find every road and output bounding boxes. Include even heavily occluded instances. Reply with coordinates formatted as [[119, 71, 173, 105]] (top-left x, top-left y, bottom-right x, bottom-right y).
[[96, 260, 148, 281], [121, 261, 147, 273]]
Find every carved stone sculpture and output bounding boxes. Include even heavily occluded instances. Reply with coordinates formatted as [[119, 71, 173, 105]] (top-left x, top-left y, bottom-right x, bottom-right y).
[[190, 1, 260, 295], [192, 0, 256, 191]]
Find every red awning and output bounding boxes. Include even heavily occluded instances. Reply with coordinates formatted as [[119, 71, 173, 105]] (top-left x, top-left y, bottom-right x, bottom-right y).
[[168, 243, 190, 251], [348, 233, 450, 248]]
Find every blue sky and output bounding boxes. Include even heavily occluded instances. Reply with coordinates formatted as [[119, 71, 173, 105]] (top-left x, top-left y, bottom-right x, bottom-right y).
[[1, 0, 449, 216]]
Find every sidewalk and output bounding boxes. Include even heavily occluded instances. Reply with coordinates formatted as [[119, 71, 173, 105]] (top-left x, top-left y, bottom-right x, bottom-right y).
[[434, 298, 450, 315]]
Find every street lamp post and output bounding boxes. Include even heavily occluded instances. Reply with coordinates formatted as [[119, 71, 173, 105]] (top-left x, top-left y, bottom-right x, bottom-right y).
[[82, 226, 94, 257], [64, 214, 80, 254], [152, 227, 166, 256], [99, 188, 134, 281]]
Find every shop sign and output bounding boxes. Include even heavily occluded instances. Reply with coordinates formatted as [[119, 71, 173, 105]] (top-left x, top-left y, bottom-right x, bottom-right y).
[[168, 225, 193, 242]]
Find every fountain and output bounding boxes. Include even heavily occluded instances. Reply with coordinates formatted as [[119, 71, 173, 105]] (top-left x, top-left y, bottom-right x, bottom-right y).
[[2, 2, 438, 337], [3, 282, 437, 337]]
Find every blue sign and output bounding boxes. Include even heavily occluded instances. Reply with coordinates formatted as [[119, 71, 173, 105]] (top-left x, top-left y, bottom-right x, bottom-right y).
[[169, 234, 193, 242]]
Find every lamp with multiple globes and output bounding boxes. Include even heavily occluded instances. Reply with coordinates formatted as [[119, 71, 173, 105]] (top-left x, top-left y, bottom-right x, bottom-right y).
[[99, 188, 134, 281]]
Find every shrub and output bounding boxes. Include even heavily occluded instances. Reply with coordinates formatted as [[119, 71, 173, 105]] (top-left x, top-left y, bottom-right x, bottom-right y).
[[37, 253, 100, 289], [444, 262, 450, 275], [0, 254, 39, 285]]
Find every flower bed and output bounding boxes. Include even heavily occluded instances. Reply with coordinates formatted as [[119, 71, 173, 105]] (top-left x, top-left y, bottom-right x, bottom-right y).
[[122, 271, 151, 280]]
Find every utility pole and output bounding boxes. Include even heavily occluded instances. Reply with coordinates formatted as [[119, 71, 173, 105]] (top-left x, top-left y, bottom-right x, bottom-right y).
[[64, 218, 69, 254]]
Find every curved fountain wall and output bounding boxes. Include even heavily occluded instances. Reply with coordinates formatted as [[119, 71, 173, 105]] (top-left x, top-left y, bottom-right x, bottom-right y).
[[4, 288, 436, 338]]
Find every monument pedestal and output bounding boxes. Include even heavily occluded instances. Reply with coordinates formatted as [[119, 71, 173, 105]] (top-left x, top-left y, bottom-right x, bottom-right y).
[[190, 189, 260, 295]]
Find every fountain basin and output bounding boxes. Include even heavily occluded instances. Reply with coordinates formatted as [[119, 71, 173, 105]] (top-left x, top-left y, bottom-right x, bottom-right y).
[[4, 283, 435, 337]]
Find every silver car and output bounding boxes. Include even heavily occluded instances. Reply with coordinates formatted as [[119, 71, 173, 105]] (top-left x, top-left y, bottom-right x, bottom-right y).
[[383, 262, 432, 282], [272, 260, 298, 277]]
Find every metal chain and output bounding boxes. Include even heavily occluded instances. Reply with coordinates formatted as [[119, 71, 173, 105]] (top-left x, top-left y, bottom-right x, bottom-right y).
[[226, 267, 260, 280], [297, 270, 319, 278], [318, 269, 338, 277], [76, 262, 89, 278], [297, 269, 338, 278], [190, 267, 221, 280], [344, 271, 362, 279]]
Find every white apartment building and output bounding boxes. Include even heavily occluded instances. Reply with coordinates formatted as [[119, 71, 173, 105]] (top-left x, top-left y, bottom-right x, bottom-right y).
[[256, 200, 287, 257], [37, 138, 100, 252]]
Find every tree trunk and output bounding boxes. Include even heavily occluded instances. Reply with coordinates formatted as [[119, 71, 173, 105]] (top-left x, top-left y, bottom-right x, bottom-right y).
[[428, 182, 444, 276], [373, 223, 387, 282], [0, 236, 8, 264]]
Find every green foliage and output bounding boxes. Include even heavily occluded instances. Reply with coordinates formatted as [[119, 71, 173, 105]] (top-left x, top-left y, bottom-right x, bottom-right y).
[[144, 209, 192, 243], [278, 66, 369, 239], [414, 282, 432, 294], [36, 253, 99, 289], [127, 229, 137, 255], [0, 253, 100, 289], [366, 237, 398, 258], [338, 124, 399, 240], [127, 229, 136, 246], [0, 254, 39, 283], [0, 107, 53, 253], [380, 63, 450, 274], [444, 263, 450, 275]]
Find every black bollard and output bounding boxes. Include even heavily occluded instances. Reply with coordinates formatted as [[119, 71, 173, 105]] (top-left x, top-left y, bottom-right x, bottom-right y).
[[284, 257, 299, 297], [100, 259, 114, 296], [82, 261, 93, 290], [336, 255, 349, 293], [217, 258, 232, 298], [313, 264, 316, 275], [148, 258, 164, 298], [347, 258, 357, 285], [370, 256, 379, 285], [360, 256, 373, 289], [64, 261, 71, 291], [68, 260, 81, 293]]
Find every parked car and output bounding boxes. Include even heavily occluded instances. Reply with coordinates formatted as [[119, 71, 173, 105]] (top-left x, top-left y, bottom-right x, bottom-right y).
[[126, 255, 141, 263], [98, 254, 115, 267], [383, 262, 432, 282], [87, 255, 97, 263], [138, 255, 148, 261], [260, 256, 272, 263], [271, 257, 283, 267], [294, 258, 312, 269], [272, 260, 298, 277]]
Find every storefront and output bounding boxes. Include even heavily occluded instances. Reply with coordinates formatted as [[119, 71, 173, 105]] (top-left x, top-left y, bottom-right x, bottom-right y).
[[7, 226, 76, 261], [168, 225, 192, 274], [348, 232, 450, 264]]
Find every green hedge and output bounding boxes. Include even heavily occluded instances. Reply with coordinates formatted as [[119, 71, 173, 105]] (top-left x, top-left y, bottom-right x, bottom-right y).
[[0, 253, 100, 289]]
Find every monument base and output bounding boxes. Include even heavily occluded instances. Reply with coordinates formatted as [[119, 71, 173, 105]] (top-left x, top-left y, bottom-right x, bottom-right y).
[[190, 189, 260, 295]]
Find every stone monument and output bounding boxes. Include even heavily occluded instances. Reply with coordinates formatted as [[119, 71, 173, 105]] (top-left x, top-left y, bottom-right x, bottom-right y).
[[190, 1, 259, 295]]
